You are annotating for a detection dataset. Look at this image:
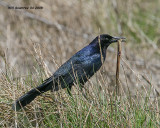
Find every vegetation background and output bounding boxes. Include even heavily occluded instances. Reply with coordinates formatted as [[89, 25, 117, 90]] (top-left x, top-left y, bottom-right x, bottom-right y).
[[0, 0, 160, 127]]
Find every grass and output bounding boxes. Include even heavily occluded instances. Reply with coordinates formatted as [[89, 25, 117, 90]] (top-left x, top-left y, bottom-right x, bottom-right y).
[[0, 0, 160, 127], [0, 60, 159, 127]]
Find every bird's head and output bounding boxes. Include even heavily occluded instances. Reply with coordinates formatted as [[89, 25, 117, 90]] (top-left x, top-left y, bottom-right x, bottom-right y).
[[98, 34, 126, 47], [90, 34, 126, 48]]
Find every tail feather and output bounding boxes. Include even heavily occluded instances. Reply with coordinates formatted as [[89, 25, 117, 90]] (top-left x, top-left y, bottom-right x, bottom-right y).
[[12, 77, 53, 111]]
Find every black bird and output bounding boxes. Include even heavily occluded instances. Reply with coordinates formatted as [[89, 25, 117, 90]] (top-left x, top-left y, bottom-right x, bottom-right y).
[[12, 34, 125, 111]]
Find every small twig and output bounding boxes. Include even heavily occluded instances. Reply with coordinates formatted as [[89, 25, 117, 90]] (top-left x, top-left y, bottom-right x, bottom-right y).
[[98, 35, 104, 64], [116, 40, 122, 95]]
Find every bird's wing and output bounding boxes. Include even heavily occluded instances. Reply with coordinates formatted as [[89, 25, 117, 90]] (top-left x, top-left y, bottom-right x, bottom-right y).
[[53, 56, 94, 87]]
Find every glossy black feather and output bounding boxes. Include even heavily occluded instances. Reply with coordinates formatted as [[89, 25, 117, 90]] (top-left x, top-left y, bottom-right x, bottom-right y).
[[12, 34, 125, 111]]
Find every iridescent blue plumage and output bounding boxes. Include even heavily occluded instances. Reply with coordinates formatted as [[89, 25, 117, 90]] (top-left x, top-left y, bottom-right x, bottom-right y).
[[12, 34, 125, 110]]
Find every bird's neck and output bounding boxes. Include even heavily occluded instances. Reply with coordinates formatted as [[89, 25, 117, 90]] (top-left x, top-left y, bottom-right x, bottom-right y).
[[91, 42, 108, 60]]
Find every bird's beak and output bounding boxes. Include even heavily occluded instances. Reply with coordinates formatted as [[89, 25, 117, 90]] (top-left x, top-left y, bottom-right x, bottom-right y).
[[110, 36, 126, 43]]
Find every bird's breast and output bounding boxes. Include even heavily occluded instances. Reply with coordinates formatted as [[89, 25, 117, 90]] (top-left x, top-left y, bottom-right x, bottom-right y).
[[83, 53, 104, 72]]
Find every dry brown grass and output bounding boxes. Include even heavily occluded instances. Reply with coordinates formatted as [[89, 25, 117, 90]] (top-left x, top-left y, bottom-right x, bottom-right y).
[[0, 0, 160, 127]]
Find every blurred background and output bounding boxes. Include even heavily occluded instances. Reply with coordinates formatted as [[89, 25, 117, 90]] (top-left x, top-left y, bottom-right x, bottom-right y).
[[0, 0, 160, 95], [0, 0, 160, 127]]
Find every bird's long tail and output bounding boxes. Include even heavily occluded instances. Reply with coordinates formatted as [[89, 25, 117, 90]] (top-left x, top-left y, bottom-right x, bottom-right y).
[[12, 77, 53, 111]]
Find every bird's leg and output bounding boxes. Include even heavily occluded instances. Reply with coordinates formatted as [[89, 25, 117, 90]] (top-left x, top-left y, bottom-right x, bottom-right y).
[[67, 85, 72, 96], [79, 84, 88, 100]]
